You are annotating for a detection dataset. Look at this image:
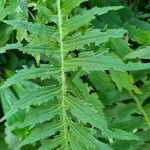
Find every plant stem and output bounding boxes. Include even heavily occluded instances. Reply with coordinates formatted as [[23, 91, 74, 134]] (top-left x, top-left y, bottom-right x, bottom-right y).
[[130, 91, 150, 127], [57, 0, 68, 148]]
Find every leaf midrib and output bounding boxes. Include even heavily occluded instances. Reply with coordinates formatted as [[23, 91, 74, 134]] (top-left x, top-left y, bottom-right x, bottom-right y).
[[57, 0, 68, 148]]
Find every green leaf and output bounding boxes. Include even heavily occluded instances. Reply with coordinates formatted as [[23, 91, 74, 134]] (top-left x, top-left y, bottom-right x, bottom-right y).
[[129, 18, 150, 32], [103, 128, 140, 141], [0, 1, 17, 21], [18, 0, 28, 15], [124, 46, 150, 60], [10, 104, 61, 129], [64, 29, 126, 53], [63, 6, 123, 36], [61, 0, 88, 15], [69, 123, 112, 150], [110, 70, 135, 92], [0, 43, 60, 57], [0, 86, 61, 122], [38, 137, 64, 150], [0, 43, 22, 54], [65, 52, 150, 71], [1, 65, 61, 89], [35, 5, 54, 24], [3, 20, 58, 38], [0, 23, 12, 47], [124, 23, 150, 44], [67, 96, 108, 130], [18, 122, 63, 148], [72, 72, 104, 109], [1, 1, 148, 149], [110, 38, 132, 58], [0, 88, 22, 125]]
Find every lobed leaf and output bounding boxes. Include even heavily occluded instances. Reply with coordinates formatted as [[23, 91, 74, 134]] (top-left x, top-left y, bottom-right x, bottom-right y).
[[61, 0, 88, 15], [64, 52, 150, 71], [0, 86, 61, 122], [124, 46, 150, 60], [63, 6, 123, 36], [0, 43, 60, 57], [18, 122, 63, 148], [67, 95, 108, 130], [1, 65, 61, 89], [3, 20, 58, 38], [63, 29, 126, 53], [10, 105, 61, 129]]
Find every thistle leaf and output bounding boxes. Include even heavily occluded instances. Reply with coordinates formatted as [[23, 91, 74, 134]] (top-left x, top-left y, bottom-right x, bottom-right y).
[[64, 29, 126, 53], [0, 86, 61, 122], [124, 46, 150, 60], [1, 65, 61, 89], [63, 6, 123, 36], [65, 52, 150, 71], [3, 20, 58, 38]]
